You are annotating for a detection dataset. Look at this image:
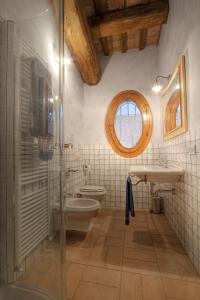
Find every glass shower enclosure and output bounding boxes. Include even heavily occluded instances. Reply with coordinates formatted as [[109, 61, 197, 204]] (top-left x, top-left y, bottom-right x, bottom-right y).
[[0, 0, 66, 299]]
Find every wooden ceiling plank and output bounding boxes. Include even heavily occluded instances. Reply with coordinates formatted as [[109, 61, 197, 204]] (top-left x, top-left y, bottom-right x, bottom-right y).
[[93, 0, 108, 14], [118, 0, 127, 9], [64, 0, 101, 85], [118, 0, 128, 53], [93, 0, 112, 55], [138, 0, 150, 51], [90, 0, 169, 38]]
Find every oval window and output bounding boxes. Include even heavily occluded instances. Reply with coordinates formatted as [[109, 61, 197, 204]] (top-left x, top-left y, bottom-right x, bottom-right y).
[[114, 101, 143, 148], [105, 91, 153, 158]]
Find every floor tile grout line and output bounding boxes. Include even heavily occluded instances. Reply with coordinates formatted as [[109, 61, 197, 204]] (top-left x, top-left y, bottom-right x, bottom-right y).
[[119, 228, 126, 300], [73, 279, 120, 297], [71, 261, 87, 300]]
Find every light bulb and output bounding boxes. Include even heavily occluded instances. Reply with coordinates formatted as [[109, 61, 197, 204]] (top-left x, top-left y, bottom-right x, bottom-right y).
[[63, 57, 72, 65], [152, 84, 162, 93]]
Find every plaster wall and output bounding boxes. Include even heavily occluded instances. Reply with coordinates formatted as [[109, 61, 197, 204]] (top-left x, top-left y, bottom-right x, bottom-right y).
[[63, 48, 84, 143], [158, 0, 200, 135], [82, 47, 160, 145]]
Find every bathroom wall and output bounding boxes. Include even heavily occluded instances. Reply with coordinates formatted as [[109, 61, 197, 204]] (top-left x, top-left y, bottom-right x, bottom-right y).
[[82, 46, 160, 144], [65, 0, 200, 276], [158, 0, 200, 132], [63, 48, 84, 143], [159, 128, 200, 272], [61, 141, 161, 210], [61, 42, 162, 209], [0, 0, 60, 83], [61, 142, 160, 209], [62, 40, 85, 202], [64, 145, 84, 198], [69, 47, 161, 209], [81, 143, 160, 208], [157, 0, 200, 273]]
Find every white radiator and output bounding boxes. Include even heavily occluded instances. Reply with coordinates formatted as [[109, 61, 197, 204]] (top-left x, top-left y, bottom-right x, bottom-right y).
[[15, 40, 50, 266]]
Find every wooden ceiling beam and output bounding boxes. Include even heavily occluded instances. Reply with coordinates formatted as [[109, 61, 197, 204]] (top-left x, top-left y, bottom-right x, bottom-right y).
[[90, 0, 169, 39], [64, 0, 101, 85], [138, 0, 149, 50], [121, 32, 128, 52], [139, 28, 148, 50], [100, 36, 112, 55], [100, 37, 110, 55]]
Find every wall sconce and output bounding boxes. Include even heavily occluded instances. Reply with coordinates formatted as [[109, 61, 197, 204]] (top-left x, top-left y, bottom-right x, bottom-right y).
[[152, 75, 171, 93]]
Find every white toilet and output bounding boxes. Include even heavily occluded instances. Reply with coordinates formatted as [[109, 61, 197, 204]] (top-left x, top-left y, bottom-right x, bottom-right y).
[[76, 185, 107, 203], [53, 197, 101, 232]]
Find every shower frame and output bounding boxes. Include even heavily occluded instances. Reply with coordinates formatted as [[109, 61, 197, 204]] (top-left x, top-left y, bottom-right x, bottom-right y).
[[0, 2, 66, 295]]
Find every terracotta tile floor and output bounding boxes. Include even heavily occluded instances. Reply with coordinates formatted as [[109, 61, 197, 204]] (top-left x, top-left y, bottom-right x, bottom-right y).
[[18, 209, 200, 300]]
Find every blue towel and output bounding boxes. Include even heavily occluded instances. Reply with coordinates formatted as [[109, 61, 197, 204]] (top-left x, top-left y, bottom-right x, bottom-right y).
[[125, 176, 135, 225]]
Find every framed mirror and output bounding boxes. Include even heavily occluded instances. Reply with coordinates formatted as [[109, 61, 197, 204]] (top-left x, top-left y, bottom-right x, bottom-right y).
[[162, 56, 187, 140]]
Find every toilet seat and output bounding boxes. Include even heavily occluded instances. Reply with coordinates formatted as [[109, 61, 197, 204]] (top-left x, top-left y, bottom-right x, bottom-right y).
[[65, 198, 100, 212], [53, 198, 101, 212], [53, 197, 101, 232], [77, 185, 107, 196]]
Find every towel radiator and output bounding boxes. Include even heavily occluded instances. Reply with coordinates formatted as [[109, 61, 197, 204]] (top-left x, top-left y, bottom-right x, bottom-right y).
[[15, 38, 50, 266]]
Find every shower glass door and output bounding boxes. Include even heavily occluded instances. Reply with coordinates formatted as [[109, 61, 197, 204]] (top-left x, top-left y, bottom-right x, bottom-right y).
[[0, 0, 66, 299]]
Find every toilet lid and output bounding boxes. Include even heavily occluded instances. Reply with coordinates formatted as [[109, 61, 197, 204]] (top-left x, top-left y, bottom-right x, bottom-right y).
[[79, 185, 105, 192]]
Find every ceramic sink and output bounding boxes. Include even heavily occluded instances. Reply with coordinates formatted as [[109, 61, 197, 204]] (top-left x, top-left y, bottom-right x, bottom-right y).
[[129, 165, 184, 183]]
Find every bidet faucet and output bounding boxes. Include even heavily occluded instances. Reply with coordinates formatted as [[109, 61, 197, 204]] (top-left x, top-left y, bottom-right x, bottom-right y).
[[65, 168, 80, 176]]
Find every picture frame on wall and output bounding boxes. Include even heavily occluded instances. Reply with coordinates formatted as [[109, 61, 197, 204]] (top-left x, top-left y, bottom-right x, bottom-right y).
[[162, 55, 188, 140]]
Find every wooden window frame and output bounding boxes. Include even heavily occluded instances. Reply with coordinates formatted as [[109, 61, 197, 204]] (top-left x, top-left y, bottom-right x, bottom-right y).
[[105, 90, 153, 158]]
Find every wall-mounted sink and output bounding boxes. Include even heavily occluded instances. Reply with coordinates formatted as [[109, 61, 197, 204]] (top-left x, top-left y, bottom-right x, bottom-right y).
[[129, 165, 184, 183]]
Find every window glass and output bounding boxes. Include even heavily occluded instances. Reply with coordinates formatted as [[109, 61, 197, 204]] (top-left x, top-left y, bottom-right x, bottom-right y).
[[176, 103, 181, 128], [114, 100, 143, 148], [105, 90, 152, 158]]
